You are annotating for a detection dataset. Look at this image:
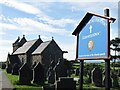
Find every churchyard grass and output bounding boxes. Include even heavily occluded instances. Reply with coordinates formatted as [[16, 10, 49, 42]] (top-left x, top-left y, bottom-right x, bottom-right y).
[[2, 69, 43, 90], [1, 61, 120, 90]]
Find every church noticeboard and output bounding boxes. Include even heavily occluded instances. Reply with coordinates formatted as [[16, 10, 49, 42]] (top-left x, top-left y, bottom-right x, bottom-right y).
[[78, 15, 108, 60]]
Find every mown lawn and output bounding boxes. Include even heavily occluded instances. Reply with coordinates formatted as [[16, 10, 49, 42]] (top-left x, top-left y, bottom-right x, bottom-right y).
[[2, 69, 42, 90], [1, 61, 120, 90], [3, 68, 105, 90]]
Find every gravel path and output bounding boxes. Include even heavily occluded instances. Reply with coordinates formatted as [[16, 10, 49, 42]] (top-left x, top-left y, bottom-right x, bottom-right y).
[[0, 70, 15, 90]]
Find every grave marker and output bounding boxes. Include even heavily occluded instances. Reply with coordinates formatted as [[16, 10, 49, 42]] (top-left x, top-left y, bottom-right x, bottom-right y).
[[18, 63, 32, 85], [12, 63, 19, 75], [33, 62, 44, 85], [92, 67, 102, 86]]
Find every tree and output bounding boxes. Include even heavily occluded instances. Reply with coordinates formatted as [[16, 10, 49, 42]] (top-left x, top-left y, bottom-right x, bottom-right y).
[[110, 37, 120, 70]]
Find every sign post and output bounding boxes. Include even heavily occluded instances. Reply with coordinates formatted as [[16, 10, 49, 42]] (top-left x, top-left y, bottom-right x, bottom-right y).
[[104, 9, 110, 90], [72, 9, 116, 90], [79, 60, 83, 90]]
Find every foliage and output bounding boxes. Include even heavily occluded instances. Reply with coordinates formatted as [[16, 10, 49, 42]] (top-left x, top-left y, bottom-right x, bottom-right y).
[[110, 37, 120, 59]]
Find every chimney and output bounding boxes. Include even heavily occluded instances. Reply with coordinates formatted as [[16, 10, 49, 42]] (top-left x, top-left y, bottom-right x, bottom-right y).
[[52, 36, 54, 40], [18, 36, 20, 39], [23, 35, 25, 37], [38, 35, 40, 39]]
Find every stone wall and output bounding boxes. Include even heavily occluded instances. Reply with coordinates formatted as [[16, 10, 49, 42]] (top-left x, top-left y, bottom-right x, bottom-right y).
[[32, 55, 42, 65], [32, 40, 63, 74], [18, 54, 27, 64]]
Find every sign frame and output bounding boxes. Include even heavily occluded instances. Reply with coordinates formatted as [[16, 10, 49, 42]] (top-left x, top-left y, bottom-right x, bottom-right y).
[[72, 12, 112, 60]]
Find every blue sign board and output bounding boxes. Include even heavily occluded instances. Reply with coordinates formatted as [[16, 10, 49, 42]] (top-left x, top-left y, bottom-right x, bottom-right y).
[[78, 16, 108, 59]]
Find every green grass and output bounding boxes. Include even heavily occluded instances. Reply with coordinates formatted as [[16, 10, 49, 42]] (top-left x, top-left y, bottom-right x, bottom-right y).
[[2, 69, 43, 90], [1, 61, 120, 90]]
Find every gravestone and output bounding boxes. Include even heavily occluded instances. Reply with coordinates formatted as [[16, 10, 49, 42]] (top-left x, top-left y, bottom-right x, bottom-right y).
[[6, 64, 12, 73], [53, 58, 67, 81], [1, 63, 6, 69], [103, 70, 112, 87], [75, 68, 79, 76], [18, 63, 32, 85], [87, 71, 92, 83], [111, 71, 119, 87], [43, 84, 55, 90], [67, 69, 71, 77], [64, 60, 72, 77], [33, 62, 44, 85], [48, 67, 55, 84], [12, 63, 20, 75], [47, 60, 55, 76], [47, 60, 55, 84], [55, 77, 76, 90], [103, 76, 112, 87], [92, 67, 102, 86]]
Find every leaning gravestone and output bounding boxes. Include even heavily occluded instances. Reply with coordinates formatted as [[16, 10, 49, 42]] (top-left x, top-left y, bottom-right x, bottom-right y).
[[18, 63, 32, 85], [92, 67, 102, 86], [6, 64, 12, 73], [12, 63, 20, 75], [55, 77, 76, 90], [33, 62, 44, 85]]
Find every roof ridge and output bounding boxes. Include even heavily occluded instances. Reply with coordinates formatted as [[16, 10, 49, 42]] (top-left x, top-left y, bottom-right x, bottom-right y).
[[26, 39, 38, 42], [42, 40, 52, 43]]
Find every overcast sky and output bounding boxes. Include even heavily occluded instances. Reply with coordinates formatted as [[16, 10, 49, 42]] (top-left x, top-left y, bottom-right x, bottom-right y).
[[0, 0, 119, 62]]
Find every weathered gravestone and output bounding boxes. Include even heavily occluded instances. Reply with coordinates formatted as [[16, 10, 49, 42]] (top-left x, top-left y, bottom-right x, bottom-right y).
[[18, 63, 33, 85], [6, 64, 12, 73], [103, 70, 112, 87], [87, 70, 92, 83], [55, 77, 76, 90], [33, 62, 44, 85], [75, 68, 79, 76], [103, 76, 112, 87], [48, 67, 55, 84], [47, 58, 68, 84], [63, 60, 72, 77], [111, 71, 119, 87], [47, 60, 55, 84], [92, 67, 102, 86], [12, 63, 20, 75], [43, 84, 55, 90], [1, 63, 6, 69], [53, 58, 67, 81]]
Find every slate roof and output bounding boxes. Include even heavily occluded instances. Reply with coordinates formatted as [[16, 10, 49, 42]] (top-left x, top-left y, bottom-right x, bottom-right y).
[[32, 40, 51, 55], [13, 39, 37, 55]]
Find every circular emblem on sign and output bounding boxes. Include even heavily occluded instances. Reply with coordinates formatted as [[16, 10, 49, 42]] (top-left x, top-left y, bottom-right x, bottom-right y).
[[88, 40, 94, 51]]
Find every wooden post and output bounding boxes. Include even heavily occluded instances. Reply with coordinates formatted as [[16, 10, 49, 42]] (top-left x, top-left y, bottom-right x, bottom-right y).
[[79, 60, 84, 90], [104, 8, 110, 90], [76, 33, 84, 90]]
